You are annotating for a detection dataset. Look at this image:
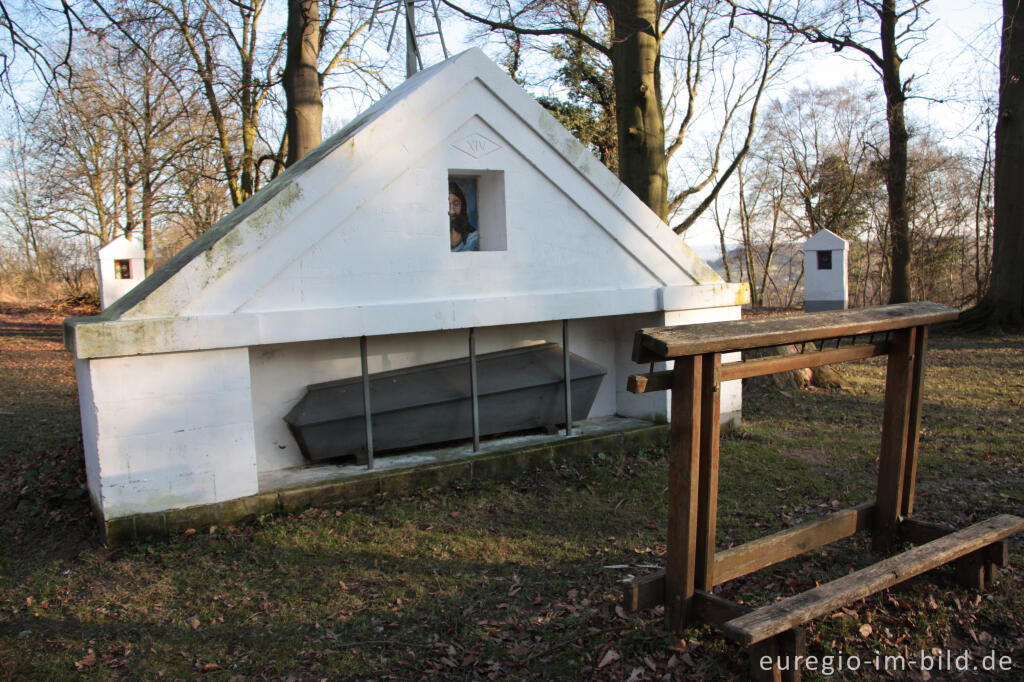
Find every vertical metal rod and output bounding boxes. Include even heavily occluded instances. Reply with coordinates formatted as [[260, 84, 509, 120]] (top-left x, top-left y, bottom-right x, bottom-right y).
[[469, 328, 480, 452], [405, 0, 418, 77], [360, 335, 375, 470], [563, 319, 573, 436]]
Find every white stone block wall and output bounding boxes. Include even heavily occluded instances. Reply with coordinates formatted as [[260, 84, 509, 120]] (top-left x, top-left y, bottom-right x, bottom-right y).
[[76, 348, 258, 518]]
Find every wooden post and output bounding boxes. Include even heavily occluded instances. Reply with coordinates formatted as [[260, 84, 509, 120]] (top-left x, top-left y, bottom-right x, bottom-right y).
[[749, 637, 782, 682], [666, 354, 702, 632], [985, 540, 1009, 584], [777, 628, 807, 682], [957, 549, 987, 590], [873, 327, 916, 553], [696, 353, 722, 590], [900, 326, 928, 517]]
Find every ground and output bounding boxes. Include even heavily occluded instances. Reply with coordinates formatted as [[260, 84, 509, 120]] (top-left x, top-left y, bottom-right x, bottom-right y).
[[0, 302, 1021, 680]]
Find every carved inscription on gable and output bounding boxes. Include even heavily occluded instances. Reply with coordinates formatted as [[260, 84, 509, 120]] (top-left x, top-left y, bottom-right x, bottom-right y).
[[452, 133, 501, 159]]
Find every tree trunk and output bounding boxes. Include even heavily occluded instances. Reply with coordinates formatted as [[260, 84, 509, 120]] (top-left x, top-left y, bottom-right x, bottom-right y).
[[880, 0, 912, 303], [285, 0, 323, 166], [603, 0, 667, 220], [963, 0, 1024, 328]]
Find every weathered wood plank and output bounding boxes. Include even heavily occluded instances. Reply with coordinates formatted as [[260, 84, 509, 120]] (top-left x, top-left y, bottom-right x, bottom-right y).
[[722, 514, 1024, 645], [874, 328, 916, 553], [696, 354, 722, 590], [666, 356, 702, 631], [715, 503, 875, 585], [632, 302, 957, 362], [626, 342, 891, 394]]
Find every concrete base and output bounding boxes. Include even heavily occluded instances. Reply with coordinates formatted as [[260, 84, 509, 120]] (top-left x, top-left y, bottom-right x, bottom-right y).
[[99, 416, 670, 547]]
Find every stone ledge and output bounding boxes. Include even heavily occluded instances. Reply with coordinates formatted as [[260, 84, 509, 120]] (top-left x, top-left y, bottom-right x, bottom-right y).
[[100, 423, 669, 547]]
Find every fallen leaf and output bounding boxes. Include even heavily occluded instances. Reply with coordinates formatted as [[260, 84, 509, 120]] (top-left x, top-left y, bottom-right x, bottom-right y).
[[597, 648, 620, 669], [74, 652, 97, 669], [859, 623, 873, 638]]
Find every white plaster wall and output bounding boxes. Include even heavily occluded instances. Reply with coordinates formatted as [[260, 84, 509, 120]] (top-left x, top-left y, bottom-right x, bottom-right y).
[[78, 349, 258, 517], [614, 307, 743, 426], [74, 359, 103, 511], [249, 318, 617, 473], [237, 112, 670, 316], [804, 249, 848, 305]]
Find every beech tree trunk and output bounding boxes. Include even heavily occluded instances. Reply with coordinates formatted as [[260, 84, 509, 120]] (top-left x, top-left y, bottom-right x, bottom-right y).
[[963, 0, 1024, 328], [285, 0, 323, 166], [603, 0, 668, 220], [880, 0, 911, 303]]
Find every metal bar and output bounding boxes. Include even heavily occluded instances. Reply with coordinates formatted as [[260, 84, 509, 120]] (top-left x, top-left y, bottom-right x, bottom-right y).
[[563, 319, 573, 436], [469, 327, 480, 452], [430, 0, 449, 58], [405, 0, 419, 77], [360, 335, 375, 469]]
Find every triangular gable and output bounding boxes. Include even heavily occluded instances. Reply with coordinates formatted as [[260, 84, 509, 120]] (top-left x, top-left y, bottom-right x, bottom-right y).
[[802, 228, 847, 251], [66, 49, 745, 359], [97, 235, 144, 260]]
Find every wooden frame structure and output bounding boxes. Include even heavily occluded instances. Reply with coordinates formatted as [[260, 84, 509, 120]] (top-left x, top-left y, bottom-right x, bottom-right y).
[[623, 302, 1024, 681]]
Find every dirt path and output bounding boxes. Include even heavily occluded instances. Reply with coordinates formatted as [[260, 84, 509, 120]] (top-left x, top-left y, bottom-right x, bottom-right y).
[[0, 302, 94, 341]]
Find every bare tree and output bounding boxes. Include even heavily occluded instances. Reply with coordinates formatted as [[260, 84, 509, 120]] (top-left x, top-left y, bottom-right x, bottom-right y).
[[734, 0, 933, 303], [445, 0, 796, 226]]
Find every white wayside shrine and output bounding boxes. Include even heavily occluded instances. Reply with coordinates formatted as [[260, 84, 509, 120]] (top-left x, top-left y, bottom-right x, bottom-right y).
[[64, 49, 749, 541], [96, 233, 146, 310], [802, 228, 849, 312]]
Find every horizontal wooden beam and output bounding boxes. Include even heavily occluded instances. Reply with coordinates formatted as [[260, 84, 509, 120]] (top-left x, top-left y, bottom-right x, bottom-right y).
[[633, 302, 957, 362], [714, 502, 875, 585], [722, 514, 1024, 645], [627, 371, 670, 394], [627, 343, 891, 393], [693, 590, 751, 626], [720, 343, 890, 381], [898, 517, 957, 545], [622, 503, 875, 610]]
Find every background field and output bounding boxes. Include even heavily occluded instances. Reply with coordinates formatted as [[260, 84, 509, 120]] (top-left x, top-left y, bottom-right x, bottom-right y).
[[0, 303, 1021, 680]]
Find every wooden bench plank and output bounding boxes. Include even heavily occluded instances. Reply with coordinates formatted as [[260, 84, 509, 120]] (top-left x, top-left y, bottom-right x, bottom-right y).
[[722, 514, 1024, 645], [633, 302, 957, 362]]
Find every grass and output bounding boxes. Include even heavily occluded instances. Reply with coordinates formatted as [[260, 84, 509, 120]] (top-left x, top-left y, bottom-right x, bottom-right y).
[[0, 302, 1022, 680]]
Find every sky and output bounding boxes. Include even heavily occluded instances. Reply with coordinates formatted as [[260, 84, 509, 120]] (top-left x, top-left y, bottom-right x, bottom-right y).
[[369, 0, 1004, 251]]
